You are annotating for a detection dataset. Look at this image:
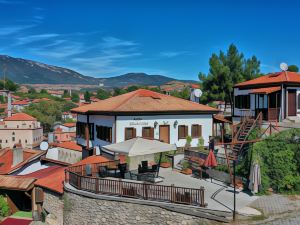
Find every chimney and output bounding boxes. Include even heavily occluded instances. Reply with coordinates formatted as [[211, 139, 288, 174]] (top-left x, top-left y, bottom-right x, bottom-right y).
[[7, 91, 12, 117], [12, 144, 24, 166]]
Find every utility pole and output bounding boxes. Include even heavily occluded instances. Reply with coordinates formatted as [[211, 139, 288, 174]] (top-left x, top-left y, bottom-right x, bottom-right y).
[[233, 160, 236, 221]]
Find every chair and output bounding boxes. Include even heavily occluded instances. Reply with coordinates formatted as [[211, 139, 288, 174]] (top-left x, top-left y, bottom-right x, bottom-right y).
[[99, 166, 107, 178], [138, 164, 143, 174], [118, 163, 127, 179], [142, 160, 148, 171], [151, 164, 158, 173]]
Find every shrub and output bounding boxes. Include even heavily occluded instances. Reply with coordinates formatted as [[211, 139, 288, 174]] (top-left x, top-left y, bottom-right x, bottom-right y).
[[182, 160, 190, 170], [0, 195, 9, 217], [185, 136, 192, 147], [197, 136, 204, 151]]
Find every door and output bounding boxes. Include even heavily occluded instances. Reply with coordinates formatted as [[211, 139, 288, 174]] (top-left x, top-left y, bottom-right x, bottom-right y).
[[159, 125, 170, 143], [288, 90, 297, 116]]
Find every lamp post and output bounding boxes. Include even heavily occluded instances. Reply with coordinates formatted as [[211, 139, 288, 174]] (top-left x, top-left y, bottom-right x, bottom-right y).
[[233, 159, 237, 221]]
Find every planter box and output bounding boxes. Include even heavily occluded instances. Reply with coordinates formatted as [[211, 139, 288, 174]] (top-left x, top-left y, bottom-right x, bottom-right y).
[[181, 168, 192, 175], [160, 162, 171, 168]]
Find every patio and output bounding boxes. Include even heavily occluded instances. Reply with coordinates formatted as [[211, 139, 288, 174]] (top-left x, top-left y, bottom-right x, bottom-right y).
[[159, 167, 259, 213]]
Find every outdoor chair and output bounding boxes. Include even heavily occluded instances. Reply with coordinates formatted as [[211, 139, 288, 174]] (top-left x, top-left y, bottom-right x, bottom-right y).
[[151, 164, 158, 173], [118, 163, 127, 179], [141, 160, 148, 171], [98, 166, 108, 178]]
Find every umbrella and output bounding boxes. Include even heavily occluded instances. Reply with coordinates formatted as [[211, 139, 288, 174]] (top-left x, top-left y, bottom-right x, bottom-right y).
[[248, 163, 261, 194], [204, 149, 218, 167]]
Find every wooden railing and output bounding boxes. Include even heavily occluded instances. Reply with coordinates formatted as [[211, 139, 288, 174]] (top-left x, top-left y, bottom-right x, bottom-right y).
[[65, 170, 206, 207]]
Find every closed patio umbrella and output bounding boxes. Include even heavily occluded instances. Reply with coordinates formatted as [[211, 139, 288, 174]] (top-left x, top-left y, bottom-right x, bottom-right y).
[[204, 149, 218, 167], [248, 162, 261, 194]]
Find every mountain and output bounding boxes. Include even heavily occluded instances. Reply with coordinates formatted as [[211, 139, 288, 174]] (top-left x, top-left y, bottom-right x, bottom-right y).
[[0, 55, 196, 87]]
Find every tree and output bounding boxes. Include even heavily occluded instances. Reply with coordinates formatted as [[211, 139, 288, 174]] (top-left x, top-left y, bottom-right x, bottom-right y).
[[0, 79, 18, 91], [61, 101, 77, 112], [62, 90, 70, 98], [84, 91, 91, 102], [40, 89, 48, 94], [28, 87, 37, 94], [170, 87, 190, 100], [96, 88, 111, 100], [199, 44, 261, 106], [113, 88, 127, 96], [71, 92, 79, 103], [126, 85, 139, 92], [288, 65, 299, 72]]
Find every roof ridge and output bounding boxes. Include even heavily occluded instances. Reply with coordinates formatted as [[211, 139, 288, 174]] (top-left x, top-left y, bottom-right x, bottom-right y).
[[112, 90, 142, 111]]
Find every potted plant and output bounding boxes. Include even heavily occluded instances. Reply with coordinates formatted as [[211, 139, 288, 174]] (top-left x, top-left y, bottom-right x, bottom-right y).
[[181, 160, 192, 175], [156, 153, 171, 168], [197, 136, 204, 151], [185, 135, 192, 148]]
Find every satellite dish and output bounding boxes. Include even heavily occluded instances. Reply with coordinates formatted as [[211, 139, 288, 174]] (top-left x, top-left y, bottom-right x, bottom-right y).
[[40, 141, 49, 151], [193, 89, 202, 98], [280, 62, 288, 71]]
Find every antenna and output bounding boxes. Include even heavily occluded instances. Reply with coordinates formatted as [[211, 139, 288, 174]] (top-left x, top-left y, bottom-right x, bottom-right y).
[[40, 141, 49, 151], [280, 62, 288, 71]]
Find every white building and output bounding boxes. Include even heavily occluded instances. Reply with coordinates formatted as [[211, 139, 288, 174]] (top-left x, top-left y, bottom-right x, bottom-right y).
[[71, 89, 218, 156], [233, 71, 300, 122]]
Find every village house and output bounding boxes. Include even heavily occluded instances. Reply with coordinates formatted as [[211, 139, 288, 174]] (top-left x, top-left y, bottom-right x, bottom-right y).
[[62, 111, 77, 121], [11, 100, 30, 111], [233, 71, 300, 121], [71, 89, 218, 157], [0, 113, 43, 149]]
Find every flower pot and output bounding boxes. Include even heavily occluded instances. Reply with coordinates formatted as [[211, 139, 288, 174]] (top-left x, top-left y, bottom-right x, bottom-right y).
[[181, 168, 192, 175], [160, 162, 171, 168]]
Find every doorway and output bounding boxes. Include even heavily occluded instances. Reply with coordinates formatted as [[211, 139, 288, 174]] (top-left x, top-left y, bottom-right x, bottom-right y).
[[159, 125, 170, 143], [288, 90, 297, 116]]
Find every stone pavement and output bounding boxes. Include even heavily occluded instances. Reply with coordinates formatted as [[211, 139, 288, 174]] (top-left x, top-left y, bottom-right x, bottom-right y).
[[235, 194, 300, 225]]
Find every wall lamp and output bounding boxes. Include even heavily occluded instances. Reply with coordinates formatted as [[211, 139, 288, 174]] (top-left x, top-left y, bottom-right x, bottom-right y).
[[173, 120, 178, 128], [154, 121, 158, 129]]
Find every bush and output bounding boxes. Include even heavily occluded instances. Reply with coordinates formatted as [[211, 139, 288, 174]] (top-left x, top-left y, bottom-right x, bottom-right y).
[[197, 136, 204, 151], [252, 129, 300, 194], [182, 160, 190, 170], [185, 136, 192, 147], [0, 195, 9, 217]]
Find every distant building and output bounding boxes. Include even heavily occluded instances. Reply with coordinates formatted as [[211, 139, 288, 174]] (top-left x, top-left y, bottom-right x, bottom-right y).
[[48, 90, 63, 98], [0, 113, 43, 149], [160, 81, 199, 95], [11, 100, 30, 111], [62, 112, 77, 121]]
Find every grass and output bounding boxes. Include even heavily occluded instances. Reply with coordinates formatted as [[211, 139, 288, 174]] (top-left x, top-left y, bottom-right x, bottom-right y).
[[12, 211, 32, 218]]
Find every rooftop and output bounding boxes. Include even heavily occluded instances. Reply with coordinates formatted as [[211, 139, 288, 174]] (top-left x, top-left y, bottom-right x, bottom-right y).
[[4, 113, 37, 121], [11, 100, 29, 105], [71, 89, 218, 114], [72, 155, 110, 167], [54, 141, 82, 152], [62, 122, 76, 127], [235, 71, 300, 88]]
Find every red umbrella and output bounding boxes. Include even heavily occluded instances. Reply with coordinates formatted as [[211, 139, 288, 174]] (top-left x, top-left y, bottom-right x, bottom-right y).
[[205, 149, 218, 167]]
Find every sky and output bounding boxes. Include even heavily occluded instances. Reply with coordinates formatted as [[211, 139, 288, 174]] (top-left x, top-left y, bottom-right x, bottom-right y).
[[0, 0, 300, 80]]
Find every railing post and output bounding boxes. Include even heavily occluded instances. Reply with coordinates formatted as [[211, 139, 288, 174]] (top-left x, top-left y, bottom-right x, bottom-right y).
[[170, 184, 174, 203], [95, 178, 99, 194], [143, 182, 148, 200], [199, 186, 205, 207]]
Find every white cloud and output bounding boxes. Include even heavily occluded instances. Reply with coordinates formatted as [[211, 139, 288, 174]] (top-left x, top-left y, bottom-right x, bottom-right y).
[[15, 33, 59, 45], [0, 0, 23, 4], [0, 24, 35, 36], [159, 51, 188, 58], [101, 36, 137, 48]]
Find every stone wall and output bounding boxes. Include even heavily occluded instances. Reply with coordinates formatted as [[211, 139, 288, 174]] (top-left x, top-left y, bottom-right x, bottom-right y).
[[63, 191, 211, 225], [43, 190, 64, 225]]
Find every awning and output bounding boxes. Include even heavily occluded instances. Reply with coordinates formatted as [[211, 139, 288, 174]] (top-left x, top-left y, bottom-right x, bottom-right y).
[[102, 137, 177, 157], [250, 86, 281, 94], [0, 175, 35, 191], [213, 114, 232, 123]]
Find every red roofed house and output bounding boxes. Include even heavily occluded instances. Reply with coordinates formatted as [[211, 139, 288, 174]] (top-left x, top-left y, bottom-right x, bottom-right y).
[[233, 71, 300, 121], [11, 100, 30, 111], [71, 89, 218, 158], [0, 113, 43, 148]]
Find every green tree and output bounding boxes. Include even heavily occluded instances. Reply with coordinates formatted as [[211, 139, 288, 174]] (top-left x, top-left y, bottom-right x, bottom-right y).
[[170, 87, 190, 100], [0, 195, 9, 217], [199, 44, 261, 106], [62, 90, 70, 98], [288, 65, 299, 72], [71, 92, 79, 103], [40, 89, 48, 94], [62, 101, 77, 112], [96, 88, 111, 100], [126, 85, 139, 92], [28, 87, 37, 94], [84, 91, 91, 102], [113, 88, 127, 96], [0, 95, 5, 104], [24, 101, 63, 132], [0, 79, 18, 91]]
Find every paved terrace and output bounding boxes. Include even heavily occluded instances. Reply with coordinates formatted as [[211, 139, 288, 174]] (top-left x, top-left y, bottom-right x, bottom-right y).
[[158, 168, 259, 213]]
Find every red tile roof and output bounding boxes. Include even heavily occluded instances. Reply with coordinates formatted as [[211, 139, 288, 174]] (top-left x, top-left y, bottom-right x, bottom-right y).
[[250, 86, 281, 94], [11, 100, 29, 105], [71, 89, 218, 114], [62, 123, 76, 127], [0, 148, 45, 175], [20, 165, 63, 179], [4, 113, 37, 121], [34, 167, 66, 194], [72, 155, 110, 167], [54, 141, 82, 152], [235, 71, 300, 87]]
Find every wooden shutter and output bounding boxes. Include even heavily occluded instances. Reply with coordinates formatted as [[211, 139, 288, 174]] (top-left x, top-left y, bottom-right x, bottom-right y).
[[133, 128, 136, 138], [142, 127, 146, 137], [150, 127, 154, 139], [185, 126, 188, 137]]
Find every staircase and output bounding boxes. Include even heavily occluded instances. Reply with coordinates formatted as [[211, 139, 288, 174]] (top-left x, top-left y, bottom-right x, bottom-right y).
[[224, 112, 262, 181]]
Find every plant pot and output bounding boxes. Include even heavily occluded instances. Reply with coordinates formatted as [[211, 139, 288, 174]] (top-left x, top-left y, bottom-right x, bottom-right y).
[[160, 162, 171, 168], [181, 168, 192, 175]]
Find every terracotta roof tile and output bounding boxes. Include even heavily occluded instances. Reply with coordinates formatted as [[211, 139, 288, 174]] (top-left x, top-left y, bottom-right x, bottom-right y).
[[54, 141, 82, 152], [71, 155, 110, 166], [11, 100, 29, 105], [235, 71, 300, 87], [4, 113, 37, 121], [250, 86, 281, 94], [71, 89, 218, 114]]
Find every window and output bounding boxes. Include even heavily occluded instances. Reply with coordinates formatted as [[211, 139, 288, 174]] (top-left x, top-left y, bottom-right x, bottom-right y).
[[178, 125, 188, 139], [17, 125, 19, 128], [298, 93, 300, 110], [235, 95, 250, 109], [0, 140, 2, 143], [76, 122, 94, 140], [192, 125, 202, 138], [25, 139, 27, 143], [12, 137, 15, 142], [96, 125, 112, 142], [125, 128, 136, 140], [142, 127, 154, 139], [12, 132, 15, 135], [19, 139, 21, 143]]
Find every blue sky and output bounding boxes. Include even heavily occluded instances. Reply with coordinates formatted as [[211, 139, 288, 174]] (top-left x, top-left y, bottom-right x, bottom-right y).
[[0, 0, 299, 80]]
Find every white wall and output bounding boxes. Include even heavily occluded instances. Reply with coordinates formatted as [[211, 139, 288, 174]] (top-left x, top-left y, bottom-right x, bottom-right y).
[[116, 114, 213, 147]]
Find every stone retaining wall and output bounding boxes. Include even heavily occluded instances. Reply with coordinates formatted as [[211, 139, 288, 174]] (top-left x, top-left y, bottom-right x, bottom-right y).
[[43, 190, 64, 225], [63, 191, 211, 225]]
